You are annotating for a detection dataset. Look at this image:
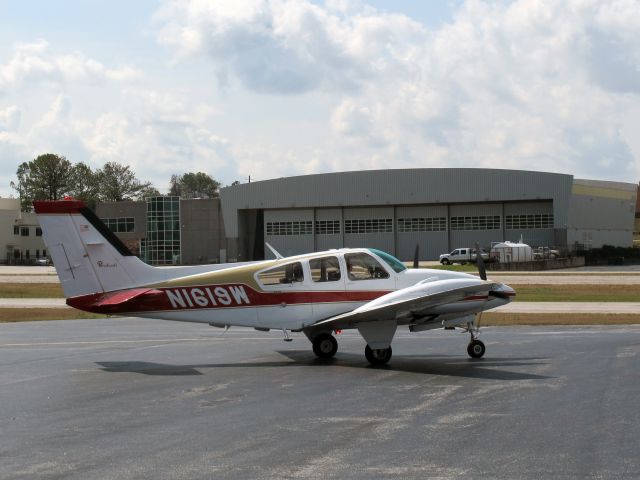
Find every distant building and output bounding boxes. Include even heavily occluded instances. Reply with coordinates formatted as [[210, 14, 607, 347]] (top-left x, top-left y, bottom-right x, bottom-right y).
[[0, 198, 47, 264], [96, 196, 236, 265], [3, 168, 637, 265], [219, 169, 638, 260]]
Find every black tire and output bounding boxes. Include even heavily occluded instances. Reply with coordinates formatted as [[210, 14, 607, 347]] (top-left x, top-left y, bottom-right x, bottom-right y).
[[441, 259, 451, 265], [460, 262, 467, 265], [365, 344, 392, 366], [312, 333, 338, 359], [467, 339, 485, 359]]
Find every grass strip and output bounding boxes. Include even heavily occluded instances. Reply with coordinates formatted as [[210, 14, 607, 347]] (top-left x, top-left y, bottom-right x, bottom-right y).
[[0, 283, 64, 298], [510, 284, 640, 302], [482, 312, 640, 325], [0, 308, 107, 323]]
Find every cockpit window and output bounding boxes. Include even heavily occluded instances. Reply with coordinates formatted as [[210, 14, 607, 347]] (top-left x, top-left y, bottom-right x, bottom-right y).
[[369, 249, 407, 273], [258, 262, 304, 285], [309, 256, 341, 282], [345, 252, 390, 281]]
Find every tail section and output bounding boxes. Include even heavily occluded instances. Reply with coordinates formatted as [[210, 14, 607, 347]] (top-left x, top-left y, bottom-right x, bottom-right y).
[[34, 200, 161, 297]]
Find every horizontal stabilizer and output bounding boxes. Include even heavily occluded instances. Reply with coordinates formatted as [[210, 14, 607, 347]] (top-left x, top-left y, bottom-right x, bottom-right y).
[[67, 288, 164, 313]]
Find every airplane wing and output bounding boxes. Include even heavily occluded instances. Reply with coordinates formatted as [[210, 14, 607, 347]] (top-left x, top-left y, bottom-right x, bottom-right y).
[[309, 280, 499, 331]]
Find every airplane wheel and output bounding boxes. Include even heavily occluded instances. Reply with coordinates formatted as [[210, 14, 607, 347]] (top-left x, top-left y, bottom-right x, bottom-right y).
[[467, 339, 485, 359], [365, 344, 392, 366], [312, 333, 338, 359]]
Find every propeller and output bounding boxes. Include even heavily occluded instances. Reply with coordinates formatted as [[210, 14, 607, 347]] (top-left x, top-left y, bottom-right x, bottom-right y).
[[475, 242, 487, 281], [413, 243, 420, 269], [472, 242, 487, 333]]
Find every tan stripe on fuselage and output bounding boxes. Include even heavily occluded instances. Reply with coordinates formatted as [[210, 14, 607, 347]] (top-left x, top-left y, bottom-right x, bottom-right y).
[[144, 251, 344, 291]]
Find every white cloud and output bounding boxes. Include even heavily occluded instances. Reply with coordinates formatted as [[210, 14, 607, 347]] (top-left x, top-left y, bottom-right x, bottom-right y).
[[0, 39, 140, 90], [0, 39, 236, 195], [154, 0, 640, 182]]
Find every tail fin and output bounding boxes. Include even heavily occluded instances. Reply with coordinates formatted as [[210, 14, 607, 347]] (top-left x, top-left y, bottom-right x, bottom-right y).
[[34, 200, 159, 297]]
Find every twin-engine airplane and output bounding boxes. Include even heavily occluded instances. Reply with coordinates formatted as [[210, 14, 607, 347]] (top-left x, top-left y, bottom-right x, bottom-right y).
[[34, 200, 515, 365]]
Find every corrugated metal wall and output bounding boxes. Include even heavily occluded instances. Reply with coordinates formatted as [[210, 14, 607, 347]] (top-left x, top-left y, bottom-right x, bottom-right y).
[[219, 169, 636, 259], [261, 200, 563, 260]]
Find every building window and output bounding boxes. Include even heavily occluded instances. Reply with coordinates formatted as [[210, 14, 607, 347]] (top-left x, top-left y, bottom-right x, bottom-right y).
[[142, 197, 180, 265], [20, 227, 29, 236], [344, 219, 393, 234], [450, 216, 501, 231], [13, 226, 19, 235], [315, 220, 340, 235], [101, 217, 135, 233], [36, 227, 42, 236], [25, 249, 30, 259], [505, 214, 554, 229], [397, 217, 447, 232], [266, 221, 313, 236]]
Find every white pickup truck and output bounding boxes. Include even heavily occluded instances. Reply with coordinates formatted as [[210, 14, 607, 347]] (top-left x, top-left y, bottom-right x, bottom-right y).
[[439, 248, 490, 265]]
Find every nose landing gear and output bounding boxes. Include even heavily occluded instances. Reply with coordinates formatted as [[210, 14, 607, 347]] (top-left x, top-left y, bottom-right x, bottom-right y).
[[466, 318, 486, 359], [467, 339, 485, 358]]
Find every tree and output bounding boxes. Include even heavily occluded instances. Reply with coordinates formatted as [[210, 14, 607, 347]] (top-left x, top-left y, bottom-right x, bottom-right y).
[[10, 154, 74, 210], [169, 172, 221, 199], [230, 180, 241, 186], [138, 184, 161, 200], [67, 162, 99, 210], [95, 162, 152, 202]]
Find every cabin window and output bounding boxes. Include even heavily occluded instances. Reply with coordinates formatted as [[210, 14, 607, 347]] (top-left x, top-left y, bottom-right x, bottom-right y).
[[309, 256, 341, 282], [370, 249, 407, 273], [344, 253, 389, 281], [36, 227, 42, 236], [258, 262, 304, 285], [20, 227, 29, 236]]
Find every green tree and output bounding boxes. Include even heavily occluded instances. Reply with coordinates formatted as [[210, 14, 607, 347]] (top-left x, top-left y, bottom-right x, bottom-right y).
[[95, 162, 152, 202], [138, 184, 161, 200], [67, 162, 99, 210], [10, 153, 74, 210], [169, 172, 221, 199]]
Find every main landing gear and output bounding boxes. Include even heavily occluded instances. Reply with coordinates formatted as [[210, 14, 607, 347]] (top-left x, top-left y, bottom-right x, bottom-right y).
[[312, 333, 338, 359], [364, 344, 392, 366]]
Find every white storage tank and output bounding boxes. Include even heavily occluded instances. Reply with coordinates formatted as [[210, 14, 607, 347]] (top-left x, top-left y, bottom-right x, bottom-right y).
[[490, 241, 533, 263]]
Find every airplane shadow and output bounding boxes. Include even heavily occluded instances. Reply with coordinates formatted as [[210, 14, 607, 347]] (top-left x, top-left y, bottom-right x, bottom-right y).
[[97, 351, 552, 381]]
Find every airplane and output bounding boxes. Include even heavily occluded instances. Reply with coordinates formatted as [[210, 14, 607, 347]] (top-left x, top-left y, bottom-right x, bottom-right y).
[[33, 199, 516, 366]]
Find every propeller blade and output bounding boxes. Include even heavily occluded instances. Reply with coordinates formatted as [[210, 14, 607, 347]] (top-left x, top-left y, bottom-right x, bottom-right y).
[[475, 242, 487, 281], [413, 243, 420, 269]]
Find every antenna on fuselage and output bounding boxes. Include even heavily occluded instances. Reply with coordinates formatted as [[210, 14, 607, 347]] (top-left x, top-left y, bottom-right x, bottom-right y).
[[265, 242, 284, 260]]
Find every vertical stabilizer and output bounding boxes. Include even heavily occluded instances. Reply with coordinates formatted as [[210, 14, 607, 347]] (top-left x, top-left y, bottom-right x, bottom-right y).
[[34, 200, 160, 297]]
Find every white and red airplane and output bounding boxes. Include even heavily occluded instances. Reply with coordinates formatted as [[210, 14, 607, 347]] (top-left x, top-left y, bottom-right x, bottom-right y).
[[34, 200, 515, 365]]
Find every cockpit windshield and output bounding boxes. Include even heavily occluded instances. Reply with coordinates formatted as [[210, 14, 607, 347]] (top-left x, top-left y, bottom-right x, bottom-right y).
[[368, 249, 407, 273]]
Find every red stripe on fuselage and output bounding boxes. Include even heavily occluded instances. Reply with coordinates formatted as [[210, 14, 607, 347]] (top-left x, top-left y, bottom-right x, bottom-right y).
[[66, 284, 391, 315]]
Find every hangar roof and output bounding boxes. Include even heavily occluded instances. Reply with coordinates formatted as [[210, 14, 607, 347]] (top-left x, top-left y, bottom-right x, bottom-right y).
[[220, 168, 579, 237]]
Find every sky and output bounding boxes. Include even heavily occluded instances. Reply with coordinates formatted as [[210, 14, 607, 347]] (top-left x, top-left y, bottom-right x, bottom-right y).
[[1, 0, 639, 197]]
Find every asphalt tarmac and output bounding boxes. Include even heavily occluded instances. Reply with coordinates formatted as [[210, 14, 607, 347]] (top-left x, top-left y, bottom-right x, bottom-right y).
[[1, 318, 639, 479]]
